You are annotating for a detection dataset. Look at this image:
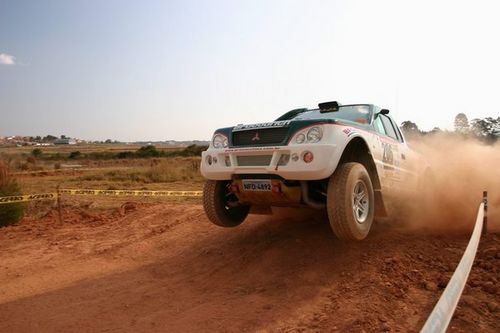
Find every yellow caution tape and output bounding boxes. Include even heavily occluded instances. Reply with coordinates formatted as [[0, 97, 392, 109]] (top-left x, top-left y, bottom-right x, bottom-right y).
[[12, 168, 96, 176], [0, 189, 202, 204], [0, 193, 57, 205], [59, 189, 203, 197]]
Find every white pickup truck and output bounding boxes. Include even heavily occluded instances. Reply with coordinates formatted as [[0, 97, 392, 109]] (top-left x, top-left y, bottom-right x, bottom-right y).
[[201, 101, 429, 240]]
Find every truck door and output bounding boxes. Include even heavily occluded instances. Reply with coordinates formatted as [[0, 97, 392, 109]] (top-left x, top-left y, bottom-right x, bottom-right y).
[[389, 117, 419, 191], [377, 115, 405, 193], [381, 115, 418, 193]]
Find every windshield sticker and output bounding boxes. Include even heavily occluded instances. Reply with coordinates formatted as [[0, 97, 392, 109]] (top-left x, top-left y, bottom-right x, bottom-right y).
[[233, 120, 291, 132], [354, 118, 368, 124]]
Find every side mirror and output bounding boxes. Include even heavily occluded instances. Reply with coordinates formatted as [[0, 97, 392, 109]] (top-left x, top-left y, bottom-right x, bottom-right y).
[[379, 109, 390, 115]]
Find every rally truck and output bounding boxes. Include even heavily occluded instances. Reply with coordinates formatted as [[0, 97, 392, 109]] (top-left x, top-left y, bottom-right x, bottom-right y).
[[201, 101, 427, 240]]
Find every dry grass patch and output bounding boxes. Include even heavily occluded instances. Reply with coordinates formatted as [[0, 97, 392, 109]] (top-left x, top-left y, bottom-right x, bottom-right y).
[[0, 162, 25, 227]]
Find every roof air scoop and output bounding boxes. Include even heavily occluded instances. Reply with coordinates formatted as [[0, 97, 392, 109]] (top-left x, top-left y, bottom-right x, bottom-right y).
[[319, 101, 341, 113]]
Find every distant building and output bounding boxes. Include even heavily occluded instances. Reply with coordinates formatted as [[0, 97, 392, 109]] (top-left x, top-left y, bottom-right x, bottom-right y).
[[54, 138, 77, 145]]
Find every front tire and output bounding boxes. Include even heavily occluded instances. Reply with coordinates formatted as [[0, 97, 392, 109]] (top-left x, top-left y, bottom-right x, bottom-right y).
[[327, 162, 375, 241], [203, 180, 250, 227]]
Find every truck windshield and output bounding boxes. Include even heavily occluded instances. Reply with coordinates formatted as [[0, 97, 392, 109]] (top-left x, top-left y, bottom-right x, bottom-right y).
[[290, 105, 372, 125]]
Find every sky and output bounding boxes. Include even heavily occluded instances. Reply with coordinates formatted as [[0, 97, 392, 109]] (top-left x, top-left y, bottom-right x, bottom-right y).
[[1, 0, 499, 141]]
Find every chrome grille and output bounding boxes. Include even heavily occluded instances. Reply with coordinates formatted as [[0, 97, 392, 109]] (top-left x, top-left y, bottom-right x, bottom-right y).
[[236, 155, 273, 166]]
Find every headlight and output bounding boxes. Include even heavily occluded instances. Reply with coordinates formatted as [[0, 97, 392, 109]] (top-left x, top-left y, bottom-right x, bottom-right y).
[[291, 126, 324, 144], [306, 127, 323, 143], [295, 133, 306, 144], [212, 133, 228, 149]]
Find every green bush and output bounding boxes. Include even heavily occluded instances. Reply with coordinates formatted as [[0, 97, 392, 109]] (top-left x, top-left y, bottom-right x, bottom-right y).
[[136, 145, 160, 158], [178, 144, 208, 157], [69, 151, 82, 159], [31, 148, 42, 158], [116, 151, 135, 159], [164, 144, 208, 157], [0, 163, 25, 227]]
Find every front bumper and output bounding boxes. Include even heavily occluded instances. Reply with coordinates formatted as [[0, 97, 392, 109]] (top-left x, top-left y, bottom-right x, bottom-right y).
[[201, 144, 339, 180]]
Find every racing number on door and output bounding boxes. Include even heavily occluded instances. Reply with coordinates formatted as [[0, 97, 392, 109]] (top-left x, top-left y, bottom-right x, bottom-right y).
[[382, 142, 394, 170]]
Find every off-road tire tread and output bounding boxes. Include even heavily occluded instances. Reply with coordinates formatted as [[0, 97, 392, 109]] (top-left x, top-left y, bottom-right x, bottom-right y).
[[328, 163, 354, 240], [327, 162, 374, 241], [203, 180, 248, 227]]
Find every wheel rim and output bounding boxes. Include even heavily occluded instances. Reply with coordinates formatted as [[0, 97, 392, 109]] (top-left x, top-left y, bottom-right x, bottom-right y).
[[352, 180, 369, 224], [222, 183, 240, 210]]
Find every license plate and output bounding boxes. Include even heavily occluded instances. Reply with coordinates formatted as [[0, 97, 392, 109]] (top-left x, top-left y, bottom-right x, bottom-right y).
[[242, 179, 272, 191]]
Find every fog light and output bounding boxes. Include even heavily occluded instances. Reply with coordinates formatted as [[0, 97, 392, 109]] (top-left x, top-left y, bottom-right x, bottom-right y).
[[225, 156, 231, 166], [291, 153, 299, 162], [278, 154, 290, 166], [303, 151, 314, 163], [206, 155, 212, 165]]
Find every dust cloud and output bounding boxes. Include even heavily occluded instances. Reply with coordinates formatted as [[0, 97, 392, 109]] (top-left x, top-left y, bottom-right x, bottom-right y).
[[261, 134, 499, 235], [401, 134, 500, 233]]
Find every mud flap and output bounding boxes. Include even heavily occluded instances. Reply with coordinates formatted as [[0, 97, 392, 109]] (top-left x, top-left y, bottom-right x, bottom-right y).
[[374, 190, 388, 217]]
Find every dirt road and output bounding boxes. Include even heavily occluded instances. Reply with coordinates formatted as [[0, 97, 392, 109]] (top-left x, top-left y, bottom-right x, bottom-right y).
[[0, 203, 498, 332]]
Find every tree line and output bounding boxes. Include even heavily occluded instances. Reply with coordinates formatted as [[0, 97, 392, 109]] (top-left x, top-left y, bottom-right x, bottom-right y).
[[400, 114, 500, 144], [30, 144, 208, 161]]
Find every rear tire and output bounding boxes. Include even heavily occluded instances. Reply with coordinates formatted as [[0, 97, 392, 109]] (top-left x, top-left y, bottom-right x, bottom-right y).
[[327, 162, 375, 240], [203, 180, 250, 227]]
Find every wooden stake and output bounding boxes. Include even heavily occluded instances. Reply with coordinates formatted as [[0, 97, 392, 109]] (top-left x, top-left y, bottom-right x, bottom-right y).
[[483, 191, 488, 234], [57, 185, 63, 224]]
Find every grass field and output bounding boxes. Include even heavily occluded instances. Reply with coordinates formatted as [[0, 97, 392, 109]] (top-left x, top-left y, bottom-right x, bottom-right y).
[[0, 144, 205, 211], [0, 143, 183, 155]]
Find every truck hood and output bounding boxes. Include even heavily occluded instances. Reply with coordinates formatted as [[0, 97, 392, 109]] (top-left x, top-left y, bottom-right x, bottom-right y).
[[213, 119, 341, 148]]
